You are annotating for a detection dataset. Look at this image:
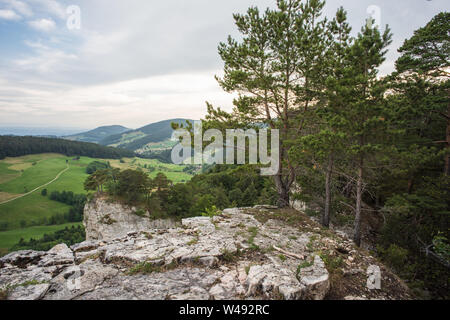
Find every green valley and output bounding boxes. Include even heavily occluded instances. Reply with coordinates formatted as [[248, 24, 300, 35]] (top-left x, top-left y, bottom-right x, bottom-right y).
[[0, 153, 194, 254], [0, 223, 83, 254]]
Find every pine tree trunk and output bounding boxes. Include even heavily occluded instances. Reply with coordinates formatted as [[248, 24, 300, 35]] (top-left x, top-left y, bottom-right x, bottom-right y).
[[407, 176, 414, 194], [273, 139, 291, 208], [445, 104, 450, 176], [274, 174, 290, 208], [322, 156, 333, 227], [278, 186, 290, 208], [354, 160, 363, 247]]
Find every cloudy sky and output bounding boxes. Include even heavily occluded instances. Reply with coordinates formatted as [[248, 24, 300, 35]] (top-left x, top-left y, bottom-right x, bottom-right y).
[[0, 0, 448, 131]]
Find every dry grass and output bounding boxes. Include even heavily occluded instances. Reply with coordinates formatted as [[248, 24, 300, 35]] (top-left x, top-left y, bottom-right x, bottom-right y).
[[0, 174, 20, 184], [245, 207, 329, 234], [8, 163, 33, 171], [2, 153, 64, 164], [108, 158, 136, 170], [0, 192, 22, 202]]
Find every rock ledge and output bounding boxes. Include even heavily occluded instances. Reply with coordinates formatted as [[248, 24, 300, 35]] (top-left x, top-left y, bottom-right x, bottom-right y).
[[1, 206, 331, 300], [1, 201, 411, 300]]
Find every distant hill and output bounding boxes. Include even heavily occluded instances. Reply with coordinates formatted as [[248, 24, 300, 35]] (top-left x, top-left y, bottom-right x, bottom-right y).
[[0, 127, 83, 137], [60, 119, 193, 162], [99, 119, 192, 153], [65, 125, 130, 143]]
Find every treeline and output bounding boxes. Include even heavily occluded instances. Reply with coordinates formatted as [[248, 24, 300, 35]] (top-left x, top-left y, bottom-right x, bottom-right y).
[[14, 189, 88, 229], [84, 165, 276, 219], [0, 136, 135, 160], [164, 165, 277, 217], [10, 226, 85, 252], [47, 190, 87, 222], [202, 1, 449, 298], [140, 149, 176, 164], [86, 161, 111, 174], [1, 211, 83, 231]]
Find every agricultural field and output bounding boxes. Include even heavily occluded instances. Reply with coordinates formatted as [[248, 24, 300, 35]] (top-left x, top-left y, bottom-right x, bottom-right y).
[[108, 131, 146, 148], [0, 153, 194, 253], [135, 139, 178, 153], [0, 222, 82, 254], [108, 158, 193, 183]]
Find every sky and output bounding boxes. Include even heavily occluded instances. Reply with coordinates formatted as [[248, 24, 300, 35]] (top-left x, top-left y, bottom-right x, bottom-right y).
[[0, 0, 448, 131]]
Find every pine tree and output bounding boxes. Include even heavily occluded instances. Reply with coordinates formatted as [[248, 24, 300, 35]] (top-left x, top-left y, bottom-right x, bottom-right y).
[[394, 12, 450, 175], [206, 0, 328, 207], [325, 20, 392, 246], [298, 7, 353, 227]]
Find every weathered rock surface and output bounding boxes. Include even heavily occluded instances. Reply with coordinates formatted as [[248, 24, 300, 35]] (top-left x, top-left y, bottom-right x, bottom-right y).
[[0, 202, 411, 300], [83, 198, 178, 241]]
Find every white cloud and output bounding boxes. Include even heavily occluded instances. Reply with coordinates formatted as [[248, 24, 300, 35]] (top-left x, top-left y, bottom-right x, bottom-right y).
[[1, 0, 449, 129], [23, 40, 49, 50], [8, 0, 32, 16], [0, 71, 234, 128], [28, 18, 56, 31], [14, 40, 78, 74], [0, 9, 20, 20], [0, 0, 33, 17], [29, 0, 65, 19]]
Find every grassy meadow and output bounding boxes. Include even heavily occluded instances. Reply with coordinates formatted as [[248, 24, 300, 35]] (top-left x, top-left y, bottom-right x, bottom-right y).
[[0, 222, 83, 253], [0, 153, 193, 253]]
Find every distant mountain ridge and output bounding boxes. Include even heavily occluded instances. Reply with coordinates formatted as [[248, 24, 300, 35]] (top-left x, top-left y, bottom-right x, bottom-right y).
[[0, 127, 83, 137], [65, 125, 130, 143], [61, 119, 192, 161], [98, 119, 192, 150]]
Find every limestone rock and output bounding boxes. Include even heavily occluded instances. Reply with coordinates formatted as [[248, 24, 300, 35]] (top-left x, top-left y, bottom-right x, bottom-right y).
[[8, 283, 50, 300], [83, 197, 178, 241], [0, 250, 45, 269], [70, 240, 101, 253], [0, 203, 410, 300], [38, 244, 74, 267], [298, 256, 330, 300]]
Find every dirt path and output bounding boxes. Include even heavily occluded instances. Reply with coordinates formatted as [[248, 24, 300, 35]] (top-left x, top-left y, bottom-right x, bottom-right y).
[[0, 164, 70, 206]]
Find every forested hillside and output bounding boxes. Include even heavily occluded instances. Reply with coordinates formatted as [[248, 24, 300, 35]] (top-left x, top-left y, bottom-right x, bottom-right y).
[[0, 136, 135, 160], [64, 125, 130, 143], [98, 119, 190, 149]]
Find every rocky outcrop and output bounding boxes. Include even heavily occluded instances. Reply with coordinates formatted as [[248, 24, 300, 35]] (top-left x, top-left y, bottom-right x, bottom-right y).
[[83, 198, 178, 241], [0, 202, 411, 300]]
